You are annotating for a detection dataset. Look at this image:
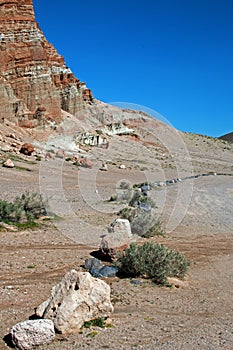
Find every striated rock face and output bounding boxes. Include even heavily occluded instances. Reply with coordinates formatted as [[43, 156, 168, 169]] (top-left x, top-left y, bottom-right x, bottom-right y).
[[0, 0, 93, 126]]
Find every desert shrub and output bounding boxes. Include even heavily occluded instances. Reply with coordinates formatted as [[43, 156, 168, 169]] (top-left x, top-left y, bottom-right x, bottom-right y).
[[118, 206, 164, 237], [130, 211, 164, 237], [0, 192, 47, 224], [119, 181, 132, 190], [143, 218, 164, 238], [83, 317, 108, 329], [116, 242, 189, 285], [118, 207, 136, 222], [109, 187, 133, 203], [14, 192, 46, 220]]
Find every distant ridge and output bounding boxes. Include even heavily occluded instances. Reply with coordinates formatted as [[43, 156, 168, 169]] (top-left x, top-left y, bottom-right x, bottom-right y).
[[219, 132, 233, 143]]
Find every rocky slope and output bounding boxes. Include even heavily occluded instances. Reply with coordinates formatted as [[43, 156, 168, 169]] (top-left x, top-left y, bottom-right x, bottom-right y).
[[219, 132, 233, 143], [0, 0, 93, 127]]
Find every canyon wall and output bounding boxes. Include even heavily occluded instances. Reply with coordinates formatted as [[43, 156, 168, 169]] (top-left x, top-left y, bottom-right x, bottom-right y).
[[0, 0, 93, 127]]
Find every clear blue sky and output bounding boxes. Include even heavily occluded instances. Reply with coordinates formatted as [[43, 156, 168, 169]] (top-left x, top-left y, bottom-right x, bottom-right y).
[[34, 0, 233, 137]]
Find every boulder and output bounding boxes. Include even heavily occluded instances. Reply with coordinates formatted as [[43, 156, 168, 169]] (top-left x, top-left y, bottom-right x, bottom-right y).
[[36, 270, 113, 334], [94, 265, 118, 278], [55, 149, 66, 159], [11, 319, 55, 350], [108, 219, 132, 243], [92, 220, 133, 262], [20, 143, 34, 156], [84, 257, 103, 271], [3, 159, 14, 168], [84, 258, 118, 278], [79, 157, 93, 168]]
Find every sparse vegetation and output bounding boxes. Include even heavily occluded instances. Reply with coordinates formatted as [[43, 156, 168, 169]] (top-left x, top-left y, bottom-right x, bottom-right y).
[[83, 317, 111, 329], [114, 184, 164, 237], [0, 192, 47, 227], [116, 242, 189, 285]]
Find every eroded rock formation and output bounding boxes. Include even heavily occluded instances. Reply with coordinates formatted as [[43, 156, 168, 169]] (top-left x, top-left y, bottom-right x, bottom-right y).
[[0, 0, 93, 126]]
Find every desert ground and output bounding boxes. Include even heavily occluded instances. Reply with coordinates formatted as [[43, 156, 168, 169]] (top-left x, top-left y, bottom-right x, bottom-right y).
[[0, 125, 233, 350]]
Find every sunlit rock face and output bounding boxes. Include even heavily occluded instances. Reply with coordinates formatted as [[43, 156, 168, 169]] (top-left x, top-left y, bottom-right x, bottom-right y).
[[0, 0, 93, 126]]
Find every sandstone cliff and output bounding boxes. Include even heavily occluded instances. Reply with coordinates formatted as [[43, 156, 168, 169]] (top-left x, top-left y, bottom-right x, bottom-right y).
[[0, 0, 93, 127]]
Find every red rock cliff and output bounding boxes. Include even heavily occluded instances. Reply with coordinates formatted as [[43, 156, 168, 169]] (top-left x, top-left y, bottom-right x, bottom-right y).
[[0, 0, 93, 127]]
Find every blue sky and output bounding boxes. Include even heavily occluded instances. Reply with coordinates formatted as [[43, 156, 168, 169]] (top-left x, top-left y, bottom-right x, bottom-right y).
[[34, 0, 233, 137]]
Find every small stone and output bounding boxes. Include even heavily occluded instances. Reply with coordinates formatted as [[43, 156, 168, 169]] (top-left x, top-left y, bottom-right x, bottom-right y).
[[1, 144, 11, 152], [98, 265, 118, 278], [11, 319, 55, 350], [55, 149, 66, 159], [3, 158, 14, 168], [84, 258, 103, 271], [100, 163, 108, 171], [130, 279, 142, 285]]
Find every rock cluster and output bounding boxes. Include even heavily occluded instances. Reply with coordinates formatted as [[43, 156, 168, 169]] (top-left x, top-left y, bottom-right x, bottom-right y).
[[0, 0, 93, 126], [36, 270, 113, 334]]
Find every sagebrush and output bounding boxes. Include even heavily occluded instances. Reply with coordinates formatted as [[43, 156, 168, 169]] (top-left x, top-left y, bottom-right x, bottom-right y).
[[0, 192, 47, 224], [116, 242, 189, 285], [110, 182, 165, 237]]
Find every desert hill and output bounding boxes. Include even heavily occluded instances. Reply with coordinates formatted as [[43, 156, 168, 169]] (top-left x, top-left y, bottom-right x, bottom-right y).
[[219, 132, 233, 143]]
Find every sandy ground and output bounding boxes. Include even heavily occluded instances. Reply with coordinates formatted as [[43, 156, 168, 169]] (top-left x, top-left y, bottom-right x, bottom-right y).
[[0, 129, 233, 349]]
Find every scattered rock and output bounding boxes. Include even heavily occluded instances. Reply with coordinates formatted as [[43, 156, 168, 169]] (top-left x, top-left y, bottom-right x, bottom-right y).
[[100, 163, 108, 171], [84, 257, 103, 271], [7, 133, 17, 140], [55, 149, 66, 159], [130, 279, 142, 285], [85, 258, 118, 278], [45, 151, 55, 161], [79, 157, 93, 169], [109, 219, 132, 239], [3, 159, 14, 168], [20, 143, 34, 156], [36, 270, 113, 334], [119, 164, 126, 169], [11, 319, 55, 350], [0, 222, 18, 232], [96, 265, 118, 278], [11, 142, 18, 148], [1, 144, 11, 152]]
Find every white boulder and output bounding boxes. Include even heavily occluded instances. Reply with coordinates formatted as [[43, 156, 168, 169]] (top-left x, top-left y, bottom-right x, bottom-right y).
[[11, 319, 55, 350], [36, 270, 113, 334]]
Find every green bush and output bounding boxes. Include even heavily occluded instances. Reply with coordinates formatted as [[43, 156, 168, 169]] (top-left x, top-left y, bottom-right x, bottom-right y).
[[116, 242, 189, 285], [118, 206, 164, 237], [0, 192, 47, 224]]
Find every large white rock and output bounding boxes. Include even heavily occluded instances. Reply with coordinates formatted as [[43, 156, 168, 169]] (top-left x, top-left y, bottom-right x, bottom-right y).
[[36, 270, 113, 334], [11, 319, 55, 350], [106, 218, 133, 247]]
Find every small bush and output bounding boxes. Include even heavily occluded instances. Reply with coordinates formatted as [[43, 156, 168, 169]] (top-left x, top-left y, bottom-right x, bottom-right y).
[[83, 317, 109, 329], [118, 206, 164, 237], [0, 192, 47, 224], [116, 242, 189, 285], [119, 181, 132, 190]]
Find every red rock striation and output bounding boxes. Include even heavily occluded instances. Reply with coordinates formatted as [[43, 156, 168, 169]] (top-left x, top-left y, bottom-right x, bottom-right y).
[[0, 0, 93, 127]]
